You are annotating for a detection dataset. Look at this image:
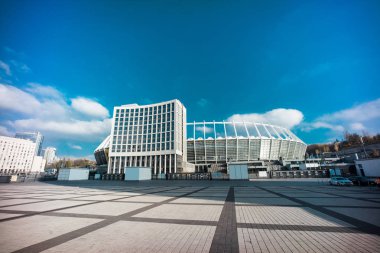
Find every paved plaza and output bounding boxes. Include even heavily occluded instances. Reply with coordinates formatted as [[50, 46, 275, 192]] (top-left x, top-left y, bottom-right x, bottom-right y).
[[0, 180, 379, 253]]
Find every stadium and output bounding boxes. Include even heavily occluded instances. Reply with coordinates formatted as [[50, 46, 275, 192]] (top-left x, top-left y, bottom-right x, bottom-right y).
[[187, 121, 307, 172]]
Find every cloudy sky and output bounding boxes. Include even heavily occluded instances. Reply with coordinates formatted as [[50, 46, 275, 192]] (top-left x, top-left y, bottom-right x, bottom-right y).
[[0, 0, 379, 159]]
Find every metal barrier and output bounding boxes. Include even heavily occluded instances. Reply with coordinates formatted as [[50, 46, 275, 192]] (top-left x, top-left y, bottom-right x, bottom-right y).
[[152, 172, 228, 180], [270, 170, 328, 179]]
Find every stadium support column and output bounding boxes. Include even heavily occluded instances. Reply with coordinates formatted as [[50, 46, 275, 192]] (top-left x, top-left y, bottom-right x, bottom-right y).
[[244, 122, 251, 161], [254, 123, 262, 160], [233, 121, 238, 161]]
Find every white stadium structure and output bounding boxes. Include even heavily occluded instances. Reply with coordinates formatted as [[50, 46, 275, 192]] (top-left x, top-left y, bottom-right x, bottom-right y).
[[187, 121, 306, 172]]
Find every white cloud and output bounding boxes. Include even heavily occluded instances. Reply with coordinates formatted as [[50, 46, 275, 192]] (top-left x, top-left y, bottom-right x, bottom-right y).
[[71, 97, 109, 119], [318, 98, 380, 122], [0, 83, 111, 142], [227, 108, 304, 129], [196, 98, 208, 107], [350, 122, 365, 131], [0, 60, 11, 76], [11, 118, 112, 141], [0, 84, 41, 114], [308, 122, 345, 132], [302, 98, 380, 134], [0, 125, 12, 136], [26, 82, 62, 99], [195, 126, 213, 134], [68, 144, 82, 150], [10, 60, 31, 73]]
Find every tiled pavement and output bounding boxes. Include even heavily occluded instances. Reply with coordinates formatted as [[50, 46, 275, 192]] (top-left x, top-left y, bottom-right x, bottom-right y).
[[0, 181, 379, 253]]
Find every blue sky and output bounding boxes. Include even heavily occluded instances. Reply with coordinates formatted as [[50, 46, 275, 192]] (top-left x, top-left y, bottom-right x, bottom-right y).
[[0, 0, 379, 159]]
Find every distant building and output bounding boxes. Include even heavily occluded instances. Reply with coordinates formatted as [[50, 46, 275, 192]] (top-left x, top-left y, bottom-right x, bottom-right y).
[[108, 99, 187, 175], [355, 158, 380, 177], [0, 135, 46, 174], [43, 147, 57, 164], [15, 131, 44, 156], [31, 156, 46, 173]]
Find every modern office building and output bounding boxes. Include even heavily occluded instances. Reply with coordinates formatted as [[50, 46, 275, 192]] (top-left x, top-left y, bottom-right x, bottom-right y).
[[15, 131, 44, 156], [187, 121, 307, 172], [108, 99, 187, 175], [0, 135, 46, 174], [43, 147, 57, 164]]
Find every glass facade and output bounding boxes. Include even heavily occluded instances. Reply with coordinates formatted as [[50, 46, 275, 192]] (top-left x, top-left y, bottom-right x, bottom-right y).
[[108, 100, 186, 175], [15, 131, 44, 156]]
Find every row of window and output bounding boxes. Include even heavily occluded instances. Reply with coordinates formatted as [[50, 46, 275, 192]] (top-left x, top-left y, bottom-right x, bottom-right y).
[[112, 132, 175, 144], [115, 112, 174, 122], [113, 122, 175, 133], [115, 102, 175, 117], [112, 141, 175, 152]]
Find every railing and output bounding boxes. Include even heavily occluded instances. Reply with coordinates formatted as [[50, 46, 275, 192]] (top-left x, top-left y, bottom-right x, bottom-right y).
[[268, 170, 329, 179], [152, 172, 229, 180]]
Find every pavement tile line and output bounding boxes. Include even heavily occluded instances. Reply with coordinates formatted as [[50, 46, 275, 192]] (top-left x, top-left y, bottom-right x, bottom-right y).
[[237, 223, 362, 233], [0, 186, 186, 223], [283, 186, 380, 204], [209, 186, 239, 253], [255, 186, 380, 236], [1, 182, 379, 253], [10, 186, 210, 253]]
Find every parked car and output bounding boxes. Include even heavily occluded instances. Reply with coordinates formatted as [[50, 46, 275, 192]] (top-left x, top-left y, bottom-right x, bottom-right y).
[[329, 177, 353, 186], [375, 178, 380, 187], [348, 176, 376, 186]]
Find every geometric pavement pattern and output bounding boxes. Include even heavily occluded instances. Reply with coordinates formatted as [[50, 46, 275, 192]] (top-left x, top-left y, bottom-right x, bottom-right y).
[[0, 180, 379, 253]]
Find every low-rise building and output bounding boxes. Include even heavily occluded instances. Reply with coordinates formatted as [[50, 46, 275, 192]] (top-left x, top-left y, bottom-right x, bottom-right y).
[[355, 158, 380, 177]]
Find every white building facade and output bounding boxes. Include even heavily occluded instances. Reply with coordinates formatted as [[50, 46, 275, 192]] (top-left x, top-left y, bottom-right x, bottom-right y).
[[355, 158, 380, 177], [0, 136, 46, 174], [43, 147, 57, 164], [108, 99, 187, 175]]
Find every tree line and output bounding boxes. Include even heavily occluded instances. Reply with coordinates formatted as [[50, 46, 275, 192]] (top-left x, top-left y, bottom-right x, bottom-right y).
[[48, 159, 96, 169], [307, 132, 380, 157]]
